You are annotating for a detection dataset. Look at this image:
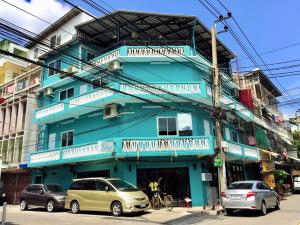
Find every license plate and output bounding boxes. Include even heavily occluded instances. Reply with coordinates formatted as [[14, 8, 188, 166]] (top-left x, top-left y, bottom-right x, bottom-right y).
[[231, 195, 242, 200], [140, 204, 146, 208]]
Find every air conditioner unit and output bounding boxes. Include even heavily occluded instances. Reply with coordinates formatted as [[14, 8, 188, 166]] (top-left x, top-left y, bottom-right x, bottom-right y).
[[44, 87, 54, 96], [108, 61, 121, 71], [103, 104, 118, 119], [68, 66, 78, 73]]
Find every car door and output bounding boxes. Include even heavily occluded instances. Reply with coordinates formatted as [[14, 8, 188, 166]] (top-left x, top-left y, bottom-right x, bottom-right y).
[[256, 182, 270, 207], [79, 180, 97, 211], [34, 185, 46, 207], [92, 180, 115, 211], [23, 186, 35, 205], [263, 183, 277, 207]]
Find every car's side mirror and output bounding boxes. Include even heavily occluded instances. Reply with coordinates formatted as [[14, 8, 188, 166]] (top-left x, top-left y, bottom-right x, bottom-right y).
[[39, 190, 44, 195], [105, 186, 109, 192]]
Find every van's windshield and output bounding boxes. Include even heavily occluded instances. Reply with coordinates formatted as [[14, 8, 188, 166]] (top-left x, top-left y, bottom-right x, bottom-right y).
[[109, 180, 139, 191]]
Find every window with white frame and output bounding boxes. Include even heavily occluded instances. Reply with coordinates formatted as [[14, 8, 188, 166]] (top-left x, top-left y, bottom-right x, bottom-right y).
[[177, 113, 193, 136], [61, 131, 74, 147], [48, 59, 61, 76], [158, 117, 177, 136], [50, 35, 61, 48], [59, 87, 74, 101]]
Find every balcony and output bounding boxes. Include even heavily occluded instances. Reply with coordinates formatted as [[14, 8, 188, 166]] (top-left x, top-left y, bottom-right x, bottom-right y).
[[223, 140, 260, 161], [34, 82, 207, 123], [28, 135, 260, 167], [28, 136, 214, 167]]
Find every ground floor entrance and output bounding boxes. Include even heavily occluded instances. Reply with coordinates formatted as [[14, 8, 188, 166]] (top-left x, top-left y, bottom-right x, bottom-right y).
[[137, 167, 190, 205]]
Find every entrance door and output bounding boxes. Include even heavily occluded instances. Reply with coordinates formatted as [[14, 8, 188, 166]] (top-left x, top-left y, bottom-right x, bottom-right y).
[[137, 167, 190, 204]]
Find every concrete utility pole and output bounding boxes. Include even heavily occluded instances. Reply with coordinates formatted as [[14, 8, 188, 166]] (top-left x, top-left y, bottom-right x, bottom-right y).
[[211, 14, 231, 201]]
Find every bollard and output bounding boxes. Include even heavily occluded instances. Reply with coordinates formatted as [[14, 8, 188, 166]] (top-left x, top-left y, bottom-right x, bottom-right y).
[[1, 202, 7, 225]]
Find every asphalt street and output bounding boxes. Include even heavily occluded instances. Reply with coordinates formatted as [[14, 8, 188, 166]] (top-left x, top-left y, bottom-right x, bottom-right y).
[[1, 194, 300, 225]]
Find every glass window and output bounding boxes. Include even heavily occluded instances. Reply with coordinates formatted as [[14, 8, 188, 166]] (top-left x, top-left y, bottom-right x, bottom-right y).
[[232, 131, 238, 142], [48, 59, 61, 76], [50, 35, 56, 48], [34, 48, 39, 59], [69, 181, 83, 190], [256, 183, 268, 190], [177, 113, 193, 136], [56, 35, 61, 45], [61, 131, 73, 147], [108, 179, 138, 192], [81, 180, 96, 190], [59, 88, 74, 101], [228, 182, 253, 190], [86, 51, 95, 61], [45, 184, 64, 193], [158, 117, 177, 136], [96, 181, 108, 191]]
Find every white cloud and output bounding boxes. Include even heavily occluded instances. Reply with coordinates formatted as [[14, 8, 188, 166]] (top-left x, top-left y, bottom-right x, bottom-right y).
[[0, 0, 71, 34]]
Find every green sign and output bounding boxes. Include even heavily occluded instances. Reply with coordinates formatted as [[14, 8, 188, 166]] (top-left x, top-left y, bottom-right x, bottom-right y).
[[213, 157, 223, 167]]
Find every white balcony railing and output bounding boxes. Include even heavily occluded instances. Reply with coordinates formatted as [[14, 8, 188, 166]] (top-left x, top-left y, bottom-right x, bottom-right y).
[[30, 150, 60, 163], [127, 47, 184, 57], [69, 89, 114, 109], [122, 137, 210, 152], [120, 83, 201, 95], [35, 103, 64, 119]]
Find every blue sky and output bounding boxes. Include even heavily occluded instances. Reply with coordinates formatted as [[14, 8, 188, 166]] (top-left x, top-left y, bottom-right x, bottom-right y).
[[2, 0, 300, 115]]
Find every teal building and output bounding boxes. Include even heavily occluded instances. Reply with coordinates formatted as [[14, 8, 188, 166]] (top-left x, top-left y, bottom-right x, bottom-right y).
[[28, 11, 260, 206]]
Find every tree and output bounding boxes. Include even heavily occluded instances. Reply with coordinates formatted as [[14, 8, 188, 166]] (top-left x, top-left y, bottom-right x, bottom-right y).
[[292, 131, 300, 152]]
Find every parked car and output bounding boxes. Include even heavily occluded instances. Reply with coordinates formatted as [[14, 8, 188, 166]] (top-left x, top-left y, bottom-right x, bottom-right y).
[[65, 178, 150, 216], [293, 176, 300, 193], [0, 182, 5, 206], [222, 180, 280, 216], [20, 184, 67, 212]]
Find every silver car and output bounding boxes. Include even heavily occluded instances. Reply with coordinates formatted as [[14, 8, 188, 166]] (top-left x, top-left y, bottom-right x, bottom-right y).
[[222, 180, 280, 215]]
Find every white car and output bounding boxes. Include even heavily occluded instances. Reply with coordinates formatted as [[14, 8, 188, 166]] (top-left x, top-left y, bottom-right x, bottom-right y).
[[294, 176, 300, 192]]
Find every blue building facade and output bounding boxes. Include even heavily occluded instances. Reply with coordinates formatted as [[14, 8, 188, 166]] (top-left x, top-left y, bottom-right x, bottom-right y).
[[28, 11, 260, 206]]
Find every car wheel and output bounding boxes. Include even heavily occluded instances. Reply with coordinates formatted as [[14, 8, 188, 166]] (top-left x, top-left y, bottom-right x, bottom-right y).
[[47, 200, 55, 212], [261, 201, 267, 216], [225, 209, 234, 216], [20, 200, 28, 211], [71, 201, 80, 214], [275, 198, 280, 210], [111, 201, 123, 217]]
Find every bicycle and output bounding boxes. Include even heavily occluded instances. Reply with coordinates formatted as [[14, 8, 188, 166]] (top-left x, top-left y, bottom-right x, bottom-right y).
[[152, 192, 173, 211]]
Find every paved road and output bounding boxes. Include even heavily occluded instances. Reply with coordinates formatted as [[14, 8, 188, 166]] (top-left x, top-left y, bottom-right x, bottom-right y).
[[1, 194, 300, 225]]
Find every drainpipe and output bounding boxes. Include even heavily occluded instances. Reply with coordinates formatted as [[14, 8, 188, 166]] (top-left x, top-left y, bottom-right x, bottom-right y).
[[191, 19, 197, 55]]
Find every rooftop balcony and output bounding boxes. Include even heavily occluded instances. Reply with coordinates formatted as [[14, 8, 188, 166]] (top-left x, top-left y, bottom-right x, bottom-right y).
[[28, 135, 260, 167]]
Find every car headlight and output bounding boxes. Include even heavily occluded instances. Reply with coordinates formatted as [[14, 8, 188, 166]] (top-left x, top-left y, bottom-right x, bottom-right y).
[[55, 196, 66, 201]]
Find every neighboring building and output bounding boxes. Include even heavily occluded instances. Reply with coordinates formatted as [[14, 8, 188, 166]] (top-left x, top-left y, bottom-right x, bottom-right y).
[[239, 69, 292, 152], [28, 10, 262, 206], [0, 40, 28, 85], [0, 8, 92, 204]]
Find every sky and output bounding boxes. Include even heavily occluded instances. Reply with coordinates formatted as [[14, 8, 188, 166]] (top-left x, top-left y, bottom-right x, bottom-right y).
[[1, 0, 300, 116]]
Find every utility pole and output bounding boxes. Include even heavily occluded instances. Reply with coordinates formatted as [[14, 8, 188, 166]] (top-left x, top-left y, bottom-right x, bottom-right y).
[[211, 13, 231, 202]]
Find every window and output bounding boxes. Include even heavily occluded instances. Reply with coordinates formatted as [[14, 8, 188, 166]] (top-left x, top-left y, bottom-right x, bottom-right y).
[[177, 113, 193, 136], [96, 180, 108, 191], [86, 51, 95, 61], [69, 181, 83, 190], [158, 117, 177, 136], [81, 180, 96, 190], [61, 130, 74, 147], [50, 35, 56, 48], [232, 131, 238, 142], [256, 183, 268, 190], [48, 59, 61, 76], [59, 88, 74, 101], [228, 182, 253, 190]]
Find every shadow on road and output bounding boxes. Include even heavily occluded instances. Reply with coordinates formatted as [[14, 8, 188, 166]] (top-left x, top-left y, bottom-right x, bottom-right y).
[[225, 208, 277, 217]]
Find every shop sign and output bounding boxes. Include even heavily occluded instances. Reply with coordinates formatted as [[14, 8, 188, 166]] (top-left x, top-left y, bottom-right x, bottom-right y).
[[261, 161, 275, 173], [201, 173, 212, 181], [213, 157, 223, 167]]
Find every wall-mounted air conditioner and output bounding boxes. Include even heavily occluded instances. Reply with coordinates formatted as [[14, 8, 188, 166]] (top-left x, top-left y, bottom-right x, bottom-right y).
[[108, 61, 121, 71], [103, 104, 118, 119], [44, 87, 54, 97]]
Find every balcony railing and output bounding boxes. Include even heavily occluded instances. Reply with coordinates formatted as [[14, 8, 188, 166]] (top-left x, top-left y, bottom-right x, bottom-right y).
[[28, 135, 260, 167]]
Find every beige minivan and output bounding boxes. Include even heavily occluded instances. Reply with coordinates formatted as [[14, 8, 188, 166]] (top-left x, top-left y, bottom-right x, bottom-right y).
[[65, 177, 150, 216]]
